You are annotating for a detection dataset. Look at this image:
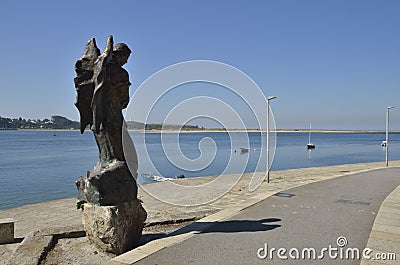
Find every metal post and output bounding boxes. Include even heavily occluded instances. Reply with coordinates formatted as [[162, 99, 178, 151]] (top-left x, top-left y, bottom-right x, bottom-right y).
[[267, 99, 270, 183], [385, 106, 394, 167], [266, 96, 276, 183]]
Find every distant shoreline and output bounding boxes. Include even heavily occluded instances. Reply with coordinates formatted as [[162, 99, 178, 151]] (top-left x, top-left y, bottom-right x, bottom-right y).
[[3, 128, 399, 133], [129, 129, 399, 134]]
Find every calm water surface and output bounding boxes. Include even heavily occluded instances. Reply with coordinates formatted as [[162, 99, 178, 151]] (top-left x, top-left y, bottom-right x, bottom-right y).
[[0, 130, 399, 210]]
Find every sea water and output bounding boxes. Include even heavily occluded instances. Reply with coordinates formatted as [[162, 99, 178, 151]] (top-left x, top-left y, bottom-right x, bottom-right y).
[[0, 130, 399, 210]]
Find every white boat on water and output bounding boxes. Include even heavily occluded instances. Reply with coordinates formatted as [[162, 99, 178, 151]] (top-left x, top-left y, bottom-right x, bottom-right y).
[[381, 140, 387, 147], [306, 123, 315, 149], [142, 173, 174, 182]]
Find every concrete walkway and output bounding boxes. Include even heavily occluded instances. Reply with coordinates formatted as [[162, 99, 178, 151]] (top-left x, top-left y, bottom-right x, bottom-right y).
[[1, 161, 399, 264], [115, 167, 400, 265]]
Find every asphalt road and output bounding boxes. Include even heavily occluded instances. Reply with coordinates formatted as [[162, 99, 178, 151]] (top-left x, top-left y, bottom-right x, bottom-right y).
[[136, 168, 400, 265]]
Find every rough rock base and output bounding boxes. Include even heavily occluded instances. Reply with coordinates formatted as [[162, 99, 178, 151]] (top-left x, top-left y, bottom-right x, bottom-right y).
[[82, 200, 147, 255], [76, 160, 138, 206]]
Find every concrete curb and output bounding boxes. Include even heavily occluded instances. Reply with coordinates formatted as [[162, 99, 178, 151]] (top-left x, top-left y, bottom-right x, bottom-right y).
[[361, 184, 400, 265]]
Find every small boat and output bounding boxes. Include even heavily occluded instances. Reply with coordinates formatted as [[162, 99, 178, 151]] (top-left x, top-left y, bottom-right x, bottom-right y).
[[142, 173, 174, 182], [306, 123, 315, 149], [381, 140, 387, 147], [306, 143, 315, 149], [240, 148, 249, 153]]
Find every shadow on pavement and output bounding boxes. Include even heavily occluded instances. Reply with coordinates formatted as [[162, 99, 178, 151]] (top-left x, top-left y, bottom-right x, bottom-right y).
[[168, 217, 281, 236], [198, 218, 281, 234], [138, 218, 281, 247]]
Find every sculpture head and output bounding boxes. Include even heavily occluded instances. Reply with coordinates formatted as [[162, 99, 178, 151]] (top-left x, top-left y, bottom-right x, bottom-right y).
[[114, 43, 131, 66]]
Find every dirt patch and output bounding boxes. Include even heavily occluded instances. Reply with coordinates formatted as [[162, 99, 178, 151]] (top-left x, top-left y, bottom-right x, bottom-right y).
[[41, 220, 195, 265], [0, 243, 20, 265], [42, 237, 113, 265]]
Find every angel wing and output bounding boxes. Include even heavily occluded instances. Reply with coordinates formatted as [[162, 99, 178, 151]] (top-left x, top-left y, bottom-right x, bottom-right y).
[[91, 35, 114, 134], [74, 38, 100, 134]]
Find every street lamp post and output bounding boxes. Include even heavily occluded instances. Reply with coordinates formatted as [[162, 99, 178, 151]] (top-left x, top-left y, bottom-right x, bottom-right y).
[[267, 96, 277, 183], [386, 106, 394, 167]]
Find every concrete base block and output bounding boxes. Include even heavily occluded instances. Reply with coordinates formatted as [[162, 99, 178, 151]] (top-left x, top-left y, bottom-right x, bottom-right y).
[[0, 218, 14, 244]]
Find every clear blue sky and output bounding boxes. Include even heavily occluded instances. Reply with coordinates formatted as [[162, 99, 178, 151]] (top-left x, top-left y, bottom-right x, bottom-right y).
[[0, 0, 399, 130]]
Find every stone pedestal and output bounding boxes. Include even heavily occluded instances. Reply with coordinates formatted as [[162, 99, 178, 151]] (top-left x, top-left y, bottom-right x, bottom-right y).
[[82, 200, 147, 255], [76, 161, 147, 254]]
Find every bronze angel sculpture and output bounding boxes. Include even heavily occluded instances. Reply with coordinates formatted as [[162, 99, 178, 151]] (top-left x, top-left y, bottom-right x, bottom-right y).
[[74, 36, 131, 165], [73, 36, 146, 254]]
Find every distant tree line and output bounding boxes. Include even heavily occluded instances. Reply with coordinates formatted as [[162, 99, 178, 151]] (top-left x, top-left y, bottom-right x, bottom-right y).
[[0, 115, 80, 129], [0, 115, 205, 131]]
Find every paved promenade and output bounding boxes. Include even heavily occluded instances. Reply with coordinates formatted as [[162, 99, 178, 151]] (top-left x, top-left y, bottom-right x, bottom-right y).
[[128, 167, 400, 264], [1, 161, 399, 264]]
